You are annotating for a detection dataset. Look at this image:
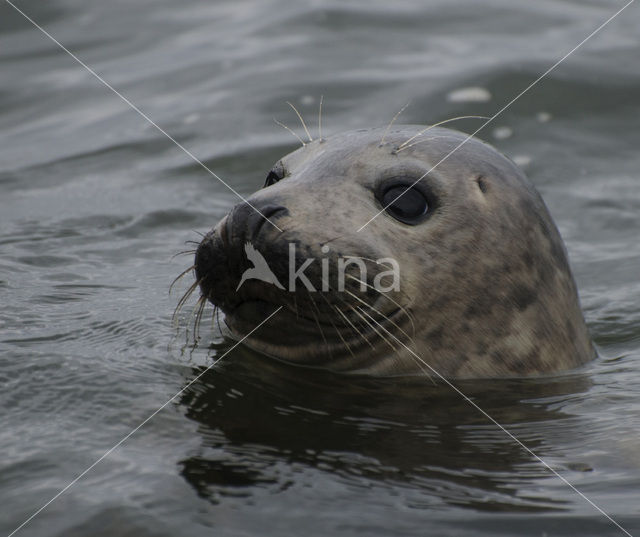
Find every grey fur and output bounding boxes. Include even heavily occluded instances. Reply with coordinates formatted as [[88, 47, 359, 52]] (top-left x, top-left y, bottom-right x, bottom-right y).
[[194, 126, 595, 378]]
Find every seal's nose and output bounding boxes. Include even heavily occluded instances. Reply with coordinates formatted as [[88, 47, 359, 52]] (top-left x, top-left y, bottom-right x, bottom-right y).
[[194, 230, 219, 287], [193, 201, 289, 307], [227, 202, 289, 243]]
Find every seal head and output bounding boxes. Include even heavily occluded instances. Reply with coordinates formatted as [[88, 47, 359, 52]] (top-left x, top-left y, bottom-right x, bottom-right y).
[[194, 126, 595, 378]]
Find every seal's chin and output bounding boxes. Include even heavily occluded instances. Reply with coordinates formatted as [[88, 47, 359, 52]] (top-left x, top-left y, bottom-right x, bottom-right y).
[[230, 299, 281, 326], [221, 296, 406, 370]]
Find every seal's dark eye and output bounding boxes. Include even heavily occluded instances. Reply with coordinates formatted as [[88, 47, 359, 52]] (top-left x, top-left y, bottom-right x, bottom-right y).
[[381, 185, 429, 225], [264, 170, 282, 187]]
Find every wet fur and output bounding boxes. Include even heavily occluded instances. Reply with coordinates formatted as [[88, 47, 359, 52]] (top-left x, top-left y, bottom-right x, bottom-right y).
[[187, 125, 595, 378]]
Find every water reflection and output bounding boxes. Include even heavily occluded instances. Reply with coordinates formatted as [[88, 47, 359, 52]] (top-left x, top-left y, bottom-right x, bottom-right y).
[[178, 343, 592, 513]]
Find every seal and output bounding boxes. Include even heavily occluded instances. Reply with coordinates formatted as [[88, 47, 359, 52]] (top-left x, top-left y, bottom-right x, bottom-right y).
[[192, 126, 595, 378]]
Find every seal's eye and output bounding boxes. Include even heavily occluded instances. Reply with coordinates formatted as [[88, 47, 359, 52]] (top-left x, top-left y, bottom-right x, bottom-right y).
[[380, 184, 429, 225], [264, 170, 282, 188]]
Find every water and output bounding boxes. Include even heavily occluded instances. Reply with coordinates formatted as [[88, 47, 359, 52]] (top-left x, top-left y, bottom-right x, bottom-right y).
[[1, 0, 639, 535]]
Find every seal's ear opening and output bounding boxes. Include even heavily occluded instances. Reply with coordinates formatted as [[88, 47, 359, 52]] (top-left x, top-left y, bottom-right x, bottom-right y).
[[375, 177, 434, 225], [476, 175, 488, 194]]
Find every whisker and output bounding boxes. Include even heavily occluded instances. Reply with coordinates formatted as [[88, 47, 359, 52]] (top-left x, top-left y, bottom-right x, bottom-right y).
[[214, 305, 223, 337], [341, 305, 377, 349], [349, 304, 398, 351], [380, 101, 411, 145], [321, 274, 413, 350], [287, 100, 313, 142], [319, 234, 346, 247], [319, 279, 391, 350], [345, 273, 416, 338], [363, 309, 434, 382], [328, 305, 357, 359], [172, 278, 200, 326], [318, 291, 376, 351], [306, 290, 331, 355], [181, 295, 203, 351], [171, 250, 196, 260], [343, 254, 395, 266], [169, 265, 196, 295], [343, 287, 414, 346], [340, 256, 415, 302], [396, 135, 454, 154], [397, 115, 490, 151], [274, 117, 306, 147], [193, 295, 207, 342]]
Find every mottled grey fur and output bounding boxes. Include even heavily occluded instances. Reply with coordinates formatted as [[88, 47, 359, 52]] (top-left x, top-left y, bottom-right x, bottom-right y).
[[195, 126, 595, 378]]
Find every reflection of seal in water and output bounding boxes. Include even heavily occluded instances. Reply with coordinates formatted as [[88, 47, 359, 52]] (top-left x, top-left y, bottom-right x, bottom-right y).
[[193, 126, 595, 378]]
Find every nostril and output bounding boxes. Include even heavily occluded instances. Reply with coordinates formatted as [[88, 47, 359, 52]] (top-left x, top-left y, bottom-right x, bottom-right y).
[[247, 204, 288, 241], [262, 204, 289, 220]]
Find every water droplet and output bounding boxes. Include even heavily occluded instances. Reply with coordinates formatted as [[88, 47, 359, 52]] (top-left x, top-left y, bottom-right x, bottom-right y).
[[446, 87, 491, 103], [493, 126, 513, 140], [537, 111, 552, 123], [513, 155, 532, 168]]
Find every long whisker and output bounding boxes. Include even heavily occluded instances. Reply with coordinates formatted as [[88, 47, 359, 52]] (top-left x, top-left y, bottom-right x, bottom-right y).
[[327, 305, 357, 359], [345, 273, 416, 338], [306, 290, 330, 354], [349, 304, 398, 351], [172, 279, 200, 325], [363, 309, 434, 382], [181, 296, 204, 351], [343, 287, 414, 346], [169, 265, 196, 294], [397, 115, 490, 151], [292, 292, 299, 319], [396, 135, 456, 154], [193, 295, 207, 342], [340, 255, 416, 320], [171, 250, 196, 260], [319, 234, 346, 247], [320, 280, 396, 351], [307, 289, 356, 358], [318, 291, 376, 351], [215, 305, 223, 337], [274, 117, 306, 147], [287, 101, 313, 142], [340, 305, 377, 349], [380, 101, 411, 145]]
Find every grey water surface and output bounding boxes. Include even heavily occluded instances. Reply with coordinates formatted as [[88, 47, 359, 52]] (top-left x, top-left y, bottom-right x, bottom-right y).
[[1, 0, 639, 536]]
